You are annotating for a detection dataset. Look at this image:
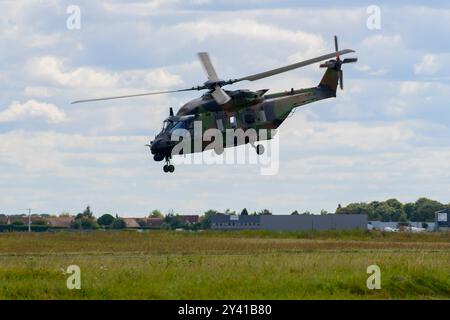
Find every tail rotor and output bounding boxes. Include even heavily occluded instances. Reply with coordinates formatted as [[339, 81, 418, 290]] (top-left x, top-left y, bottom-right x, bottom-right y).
[[320, 36, 358, 90]]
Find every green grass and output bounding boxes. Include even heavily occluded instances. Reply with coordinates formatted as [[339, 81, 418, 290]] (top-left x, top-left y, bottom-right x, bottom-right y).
[[0, 230, 448, 299]]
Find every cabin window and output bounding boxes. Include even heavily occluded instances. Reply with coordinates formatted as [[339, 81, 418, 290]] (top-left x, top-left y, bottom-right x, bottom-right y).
[[216, 119, 224, 132], [259, 110, 267, 122], [230, 116, 237, 128]]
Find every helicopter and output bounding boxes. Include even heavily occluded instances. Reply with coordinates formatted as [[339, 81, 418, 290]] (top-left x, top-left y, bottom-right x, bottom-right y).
[[73, 36, 357, 173]]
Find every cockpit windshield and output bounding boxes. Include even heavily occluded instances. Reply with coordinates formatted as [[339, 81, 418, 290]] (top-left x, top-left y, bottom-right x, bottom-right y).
[[161, 115, 195, 134]]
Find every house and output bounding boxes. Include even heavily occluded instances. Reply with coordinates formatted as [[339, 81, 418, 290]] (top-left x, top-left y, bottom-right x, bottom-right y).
[[209, 214, 367, 231], [146, 217, 164, 228], [122, 217, 165, 228], [19, 215, 45, 225], [47, 217, 74, 228], [123, 218, 140, 228], [179, 215, 199, 225]]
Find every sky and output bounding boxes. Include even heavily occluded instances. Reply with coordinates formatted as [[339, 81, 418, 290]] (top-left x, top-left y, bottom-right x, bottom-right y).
[[1, 0, 450, 216]]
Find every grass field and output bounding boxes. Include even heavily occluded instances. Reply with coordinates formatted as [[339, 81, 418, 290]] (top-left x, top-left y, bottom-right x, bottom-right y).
[[0, 230, 449, 299]]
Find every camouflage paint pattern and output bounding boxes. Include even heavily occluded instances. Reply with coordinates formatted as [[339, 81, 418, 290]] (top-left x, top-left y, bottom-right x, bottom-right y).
[[167, 67, 339, 154]]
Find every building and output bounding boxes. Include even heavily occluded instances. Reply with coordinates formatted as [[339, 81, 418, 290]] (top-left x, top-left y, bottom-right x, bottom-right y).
[[178, 215, 199, 225], [145, 217, 165, 228], [369, 221, 435, 231], [47, 217, 74, 228], [435, 209, 449, 231], [123, 218, 140, 228], [209, 214, 367, 231], [209, 214, 260, 230]]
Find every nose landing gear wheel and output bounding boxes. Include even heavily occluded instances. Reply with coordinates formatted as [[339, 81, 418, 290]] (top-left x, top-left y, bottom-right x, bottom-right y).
[[163, 165, 169, 173], [168, 165, 175, 173]]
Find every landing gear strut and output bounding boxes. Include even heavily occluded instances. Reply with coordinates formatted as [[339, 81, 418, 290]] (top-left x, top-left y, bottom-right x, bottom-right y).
[[163, 157, 175, 173]]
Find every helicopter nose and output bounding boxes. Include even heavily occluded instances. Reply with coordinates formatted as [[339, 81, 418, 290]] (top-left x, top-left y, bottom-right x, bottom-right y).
[[150, 138, 162, 154], [150, 137, 176, 155]]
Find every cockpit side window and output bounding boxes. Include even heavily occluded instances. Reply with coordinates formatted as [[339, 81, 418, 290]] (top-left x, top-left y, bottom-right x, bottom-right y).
[[162, 120, 172, 131]]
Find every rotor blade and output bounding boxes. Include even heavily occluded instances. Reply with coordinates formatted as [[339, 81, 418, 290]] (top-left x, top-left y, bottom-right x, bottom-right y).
[[334, 35, 339, 52], [231, 49, 355, 83], [71, 87, 202, 104], [211, 86, 231, 105], [198, 52, 220, 81], [343, 57, 358, 64], [339, 70, 344, 90]]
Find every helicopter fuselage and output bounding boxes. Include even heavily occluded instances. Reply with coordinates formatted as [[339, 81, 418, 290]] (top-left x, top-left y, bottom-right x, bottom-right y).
[[150, 67, 339, 161]]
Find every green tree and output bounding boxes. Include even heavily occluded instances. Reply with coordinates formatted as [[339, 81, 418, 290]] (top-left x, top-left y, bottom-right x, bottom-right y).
[[374, 203, 396, 222], [83, 206, 93, 218], [240, 208, 249, 216], [150, 210, 163, 218], [97, 214, 115, 227], [71, 216, 99, 229], [136, 218, 148, 227], [403, 203, 415, 220], [224, 209, 236, 215], [384, 199, 404, 221], [258, 209, 272, 215], [203, 209, 219, 219], [199, 216, 211, 229], [337, 203, 374, 218], [411, 198, 444, 221], [72, 206, 98, 229], [112, 218, 127, 229], [398, 213, 409, 226], [291, 210, 299, 215], [164, 213, 185, 229]]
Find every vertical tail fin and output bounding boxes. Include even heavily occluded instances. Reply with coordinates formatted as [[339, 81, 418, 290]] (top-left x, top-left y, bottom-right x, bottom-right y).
[[319, 68, 339, 96]]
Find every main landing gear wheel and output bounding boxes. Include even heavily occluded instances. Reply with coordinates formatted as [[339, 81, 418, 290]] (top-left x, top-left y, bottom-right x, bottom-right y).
[[256, 144, 265, 155]]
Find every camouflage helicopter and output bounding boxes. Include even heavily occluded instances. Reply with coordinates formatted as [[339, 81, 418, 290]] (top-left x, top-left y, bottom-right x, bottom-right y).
[[73, 36, 357, 173]]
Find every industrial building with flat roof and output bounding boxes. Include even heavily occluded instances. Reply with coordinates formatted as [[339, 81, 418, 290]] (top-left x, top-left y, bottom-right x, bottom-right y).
[[435, 209, 449, 231], [209, 214, 367, 231]]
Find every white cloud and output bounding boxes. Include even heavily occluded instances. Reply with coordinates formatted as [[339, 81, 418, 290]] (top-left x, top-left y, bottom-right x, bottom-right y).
[[281, 114, 418, 152], [362, 34, 403, 48], [159, 19, 327, 58], [399, 81, 430, 95], [24, 86, 52, 97], [414, 54, 440, 75], [27, 56, 184, 91], [28, 56, 120, 88], [0, 100, 67, 123]]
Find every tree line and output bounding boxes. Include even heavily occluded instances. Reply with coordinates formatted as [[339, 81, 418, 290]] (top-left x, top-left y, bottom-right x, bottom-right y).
[[1, 197, 446, 230], [335, 198, 448, 222]]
